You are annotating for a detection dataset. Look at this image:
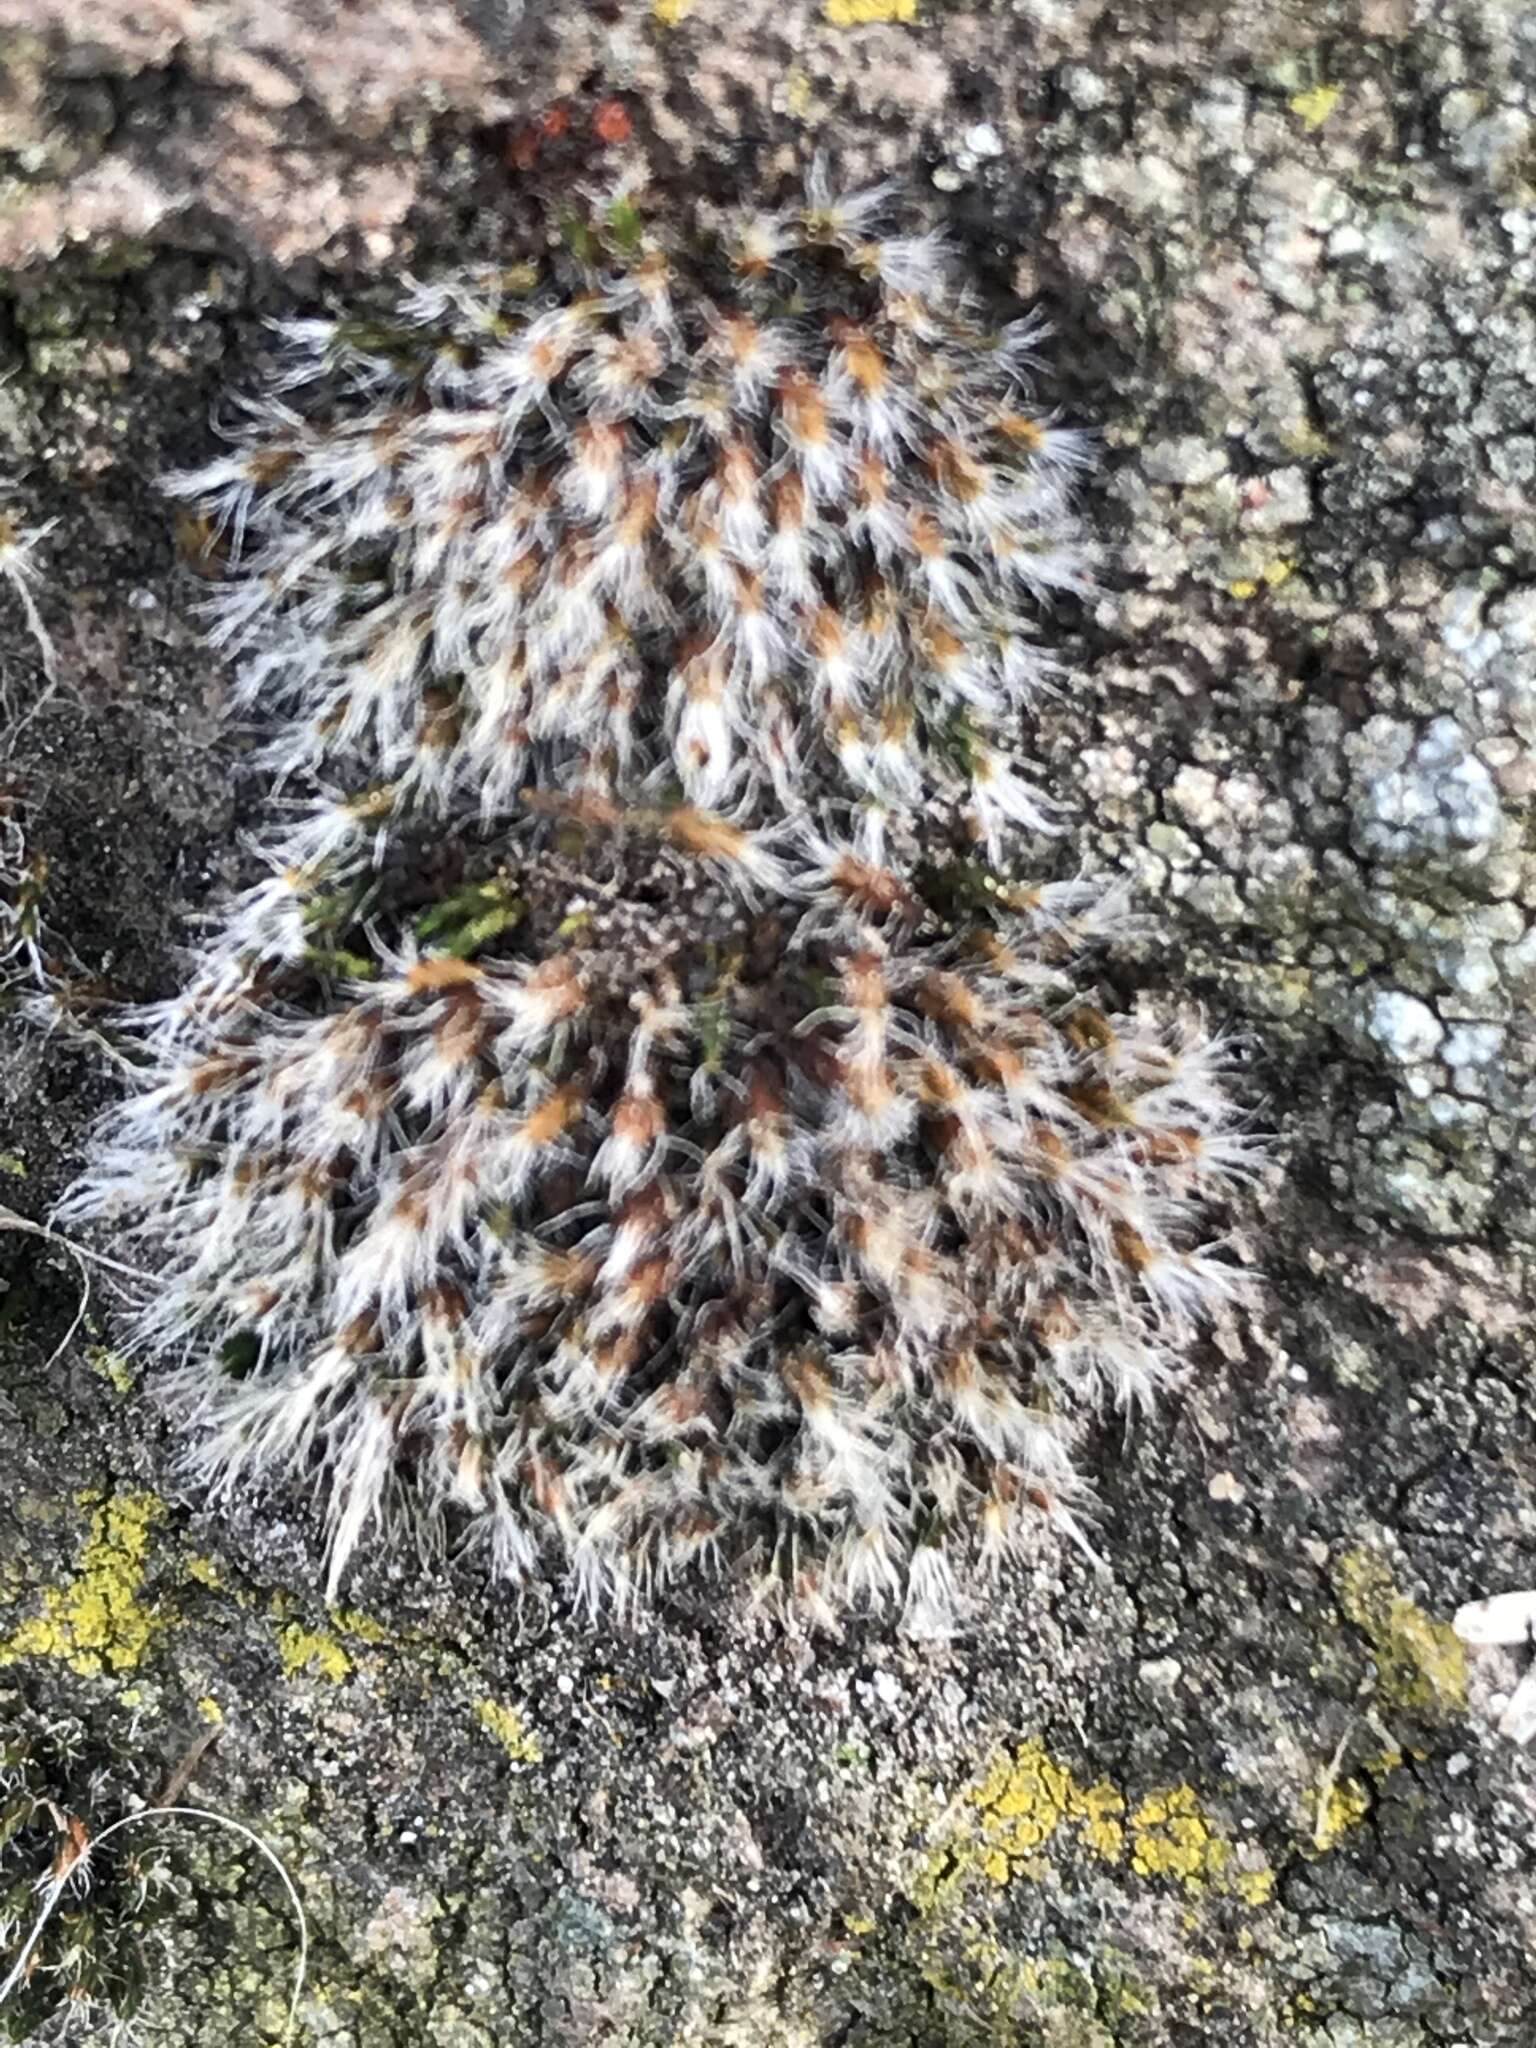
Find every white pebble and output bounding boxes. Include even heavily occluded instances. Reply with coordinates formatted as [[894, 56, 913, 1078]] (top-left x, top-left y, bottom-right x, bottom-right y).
[[1453, 1589, 1536, 1645]]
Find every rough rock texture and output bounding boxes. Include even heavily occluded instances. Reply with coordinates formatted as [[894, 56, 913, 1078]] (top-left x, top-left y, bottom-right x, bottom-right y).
[[3, 1, 1536, 2043]]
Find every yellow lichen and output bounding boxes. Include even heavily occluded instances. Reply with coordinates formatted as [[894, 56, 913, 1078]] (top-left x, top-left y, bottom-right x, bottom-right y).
[[86, 1347, 135, 1394], [785, 67, 813, 119], [0, 1490, 166, 1677], [197, 1696, 225, 1726], [1129, 1784, 1227, 1885], [1101, 1971, 1153, 2019], [1232, 1865, 1276, 1907], [329, 1605, 389, 1644], [653, 0, 695, 22], [926, 1742, 1276, 1909], [1281, 423, 1332, 460], [277, 1623, 354, 1684], [1306, 1741, 1406, 1854], [184, 1554, 223, 1588], [969, 1741, 1127, 1879], [474, 1698, 544, 1764], [1230, 559, 1296, 600], [825, 0, 917, 24], [1334, 1550, 1467, 1715], [1078, 1778, 1128, 1861], [1312, 1775, 1370, 1853], [1289, 84, 1342, 131]]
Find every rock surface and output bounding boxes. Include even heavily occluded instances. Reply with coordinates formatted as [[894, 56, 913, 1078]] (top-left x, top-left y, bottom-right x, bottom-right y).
[[2, 0, 1536, 2042]]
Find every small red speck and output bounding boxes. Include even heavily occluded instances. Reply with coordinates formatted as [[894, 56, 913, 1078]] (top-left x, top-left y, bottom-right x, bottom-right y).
[[505, 124, 541, 171], [1241, 480, 1272, 510], [503, 102, 571, 172], [592, 98, 632, 146]]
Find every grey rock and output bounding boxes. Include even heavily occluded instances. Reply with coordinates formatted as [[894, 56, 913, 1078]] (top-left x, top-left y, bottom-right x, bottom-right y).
[[4, 0, 1536, 2041]]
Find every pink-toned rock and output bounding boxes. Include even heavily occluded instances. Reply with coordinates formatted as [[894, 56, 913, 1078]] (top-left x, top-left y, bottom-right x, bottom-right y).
[[0, 0, 515, 265], [0, 0, 506, 127], [0, 161, 171, 271]]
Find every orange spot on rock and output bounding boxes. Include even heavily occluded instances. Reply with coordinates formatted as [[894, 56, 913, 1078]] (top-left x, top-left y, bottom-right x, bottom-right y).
[[504, 103, 571, 172], [593, 98, 632, 145]]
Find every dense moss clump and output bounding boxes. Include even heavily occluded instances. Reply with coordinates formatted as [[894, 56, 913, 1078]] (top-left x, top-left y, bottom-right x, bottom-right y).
[[0, 1702, 180, 2040]]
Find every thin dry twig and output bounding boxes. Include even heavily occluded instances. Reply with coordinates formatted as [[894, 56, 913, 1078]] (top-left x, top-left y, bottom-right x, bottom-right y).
[[0, 1203, 151, 1373], [152, 1726, 224, 1810], [0, 1203, 149, 1282]]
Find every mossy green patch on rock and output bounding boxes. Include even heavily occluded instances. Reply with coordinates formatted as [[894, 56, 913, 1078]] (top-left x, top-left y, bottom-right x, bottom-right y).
[[0, 1697, 194, 2040], [1333, 1549, 1467, 1715], [86, 1345, 135, 1394], [912, 1931, 1163, 2046]]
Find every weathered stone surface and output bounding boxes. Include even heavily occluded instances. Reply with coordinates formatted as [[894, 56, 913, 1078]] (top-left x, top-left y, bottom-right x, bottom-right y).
[[2, 0, 1535, 2042]]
